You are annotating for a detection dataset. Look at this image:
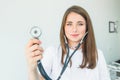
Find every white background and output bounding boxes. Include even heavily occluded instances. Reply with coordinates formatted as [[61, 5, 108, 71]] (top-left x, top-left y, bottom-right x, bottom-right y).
[[0, 0, 120, 80]]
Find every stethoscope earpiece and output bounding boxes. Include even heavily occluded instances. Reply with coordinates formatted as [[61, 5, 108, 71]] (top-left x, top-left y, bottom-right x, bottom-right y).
[[80, 32, 88, 44]]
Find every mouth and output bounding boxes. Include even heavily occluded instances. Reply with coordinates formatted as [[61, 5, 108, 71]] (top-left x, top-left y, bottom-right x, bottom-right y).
[[71, 34, 79, 37]]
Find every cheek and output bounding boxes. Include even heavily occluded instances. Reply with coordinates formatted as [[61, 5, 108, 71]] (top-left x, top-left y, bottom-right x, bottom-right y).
[[65, 30, 69, 37], [65, 27, 70, 35], [79, 27, 86, 34], [80, 30, 86, 34]]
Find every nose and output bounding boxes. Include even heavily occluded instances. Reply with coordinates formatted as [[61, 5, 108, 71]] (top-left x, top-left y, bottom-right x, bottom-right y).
[[72, 25, 77, 32]]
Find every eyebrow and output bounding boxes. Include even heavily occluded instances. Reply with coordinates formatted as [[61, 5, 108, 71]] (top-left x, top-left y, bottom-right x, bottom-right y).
[[66, 21, 84, 23], [66, 21, 72, 23], [77, 21, 84, 23]]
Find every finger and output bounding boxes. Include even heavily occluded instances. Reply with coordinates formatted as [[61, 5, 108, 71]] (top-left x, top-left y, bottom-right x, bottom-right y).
[[29, 45, 44, 52], [30, 50, 43, 57], [39, 46, 44, 52], [26, 39, 41, 48], [33, 55, 43, 62], [29, 44, 40, 52], [34, 50, 43, 56]]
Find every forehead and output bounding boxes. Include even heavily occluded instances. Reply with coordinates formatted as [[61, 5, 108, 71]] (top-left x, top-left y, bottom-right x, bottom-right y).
[[66, 12, 85, 22]]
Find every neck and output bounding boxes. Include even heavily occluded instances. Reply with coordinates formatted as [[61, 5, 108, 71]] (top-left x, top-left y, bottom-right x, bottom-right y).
[[68, 41, 80, 50]]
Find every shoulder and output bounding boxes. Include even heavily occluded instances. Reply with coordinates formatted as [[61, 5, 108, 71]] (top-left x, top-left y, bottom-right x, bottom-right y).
[[41, 45, 60, 64], [97, 49, 104, 59], [45, 45, 60, 53], [97, 49, 104, 58], [44, 45, 61, 57], [45, 46, 57, 52], [97, 49, 107, 65], [96, 50, 111, 80]]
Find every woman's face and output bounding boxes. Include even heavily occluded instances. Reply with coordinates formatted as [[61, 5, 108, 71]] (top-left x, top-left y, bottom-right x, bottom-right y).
[[64, 12, 86, 45]]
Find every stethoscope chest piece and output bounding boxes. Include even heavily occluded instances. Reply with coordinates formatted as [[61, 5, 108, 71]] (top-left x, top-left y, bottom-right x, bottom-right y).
[[29, 26, 88, 80], [30, 26, 42, 38]]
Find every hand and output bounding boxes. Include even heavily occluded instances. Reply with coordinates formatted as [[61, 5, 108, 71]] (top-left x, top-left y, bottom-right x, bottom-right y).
[[25, 39, 44, 71]]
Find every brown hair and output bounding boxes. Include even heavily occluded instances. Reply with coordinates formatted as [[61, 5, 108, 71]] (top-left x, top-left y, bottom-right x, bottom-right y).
[[60, 5, 98, 69]]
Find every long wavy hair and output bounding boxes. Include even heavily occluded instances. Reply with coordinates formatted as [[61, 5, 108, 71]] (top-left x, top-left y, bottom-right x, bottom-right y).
[[60, 5, 98, 69]]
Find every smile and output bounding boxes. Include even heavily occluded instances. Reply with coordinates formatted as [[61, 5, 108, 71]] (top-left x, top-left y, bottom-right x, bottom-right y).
[[71, 34, 79, 37]]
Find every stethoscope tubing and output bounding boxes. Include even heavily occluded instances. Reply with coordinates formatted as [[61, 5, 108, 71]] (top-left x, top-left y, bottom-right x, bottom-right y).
[[37, 32, 88, 80], [37, 60, 52, 80], [57, 43, 81, 80], [37, 42, 81, 80]]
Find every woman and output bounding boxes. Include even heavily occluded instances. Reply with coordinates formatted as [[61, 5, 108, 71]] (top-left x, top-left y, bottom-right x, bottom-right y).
[[25, 5, 111, 80]]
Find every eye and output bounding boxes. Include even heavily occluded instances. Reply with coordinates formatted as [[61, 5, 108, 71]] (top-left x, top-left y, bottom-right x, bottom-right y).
[[78, 23, 84, 26], [66, 23, 72, 26]]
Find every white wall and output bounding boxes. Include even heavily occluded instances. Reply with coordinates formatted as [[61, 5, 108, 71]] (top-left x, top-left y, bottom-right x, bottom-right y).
[[0, 0, 120, 80]]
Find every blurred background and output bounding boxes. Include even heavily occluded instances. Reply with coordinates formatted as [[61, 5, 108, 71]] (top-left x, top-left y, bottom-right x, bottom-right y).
[[0, 0, 120, 80]]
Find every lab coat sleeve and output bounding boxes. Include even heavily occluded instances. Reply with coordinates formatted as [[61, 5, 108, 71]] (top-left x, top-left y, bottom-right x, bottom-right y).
[[97, 50, 111, 80], [39, 46, 55, 77]]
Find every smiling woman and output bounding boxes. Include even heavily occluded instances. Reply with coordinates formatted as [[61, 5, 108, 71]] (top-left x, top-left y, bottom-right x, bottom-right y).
[[25, 5, 111, 80], [64, 12, 86, 48]]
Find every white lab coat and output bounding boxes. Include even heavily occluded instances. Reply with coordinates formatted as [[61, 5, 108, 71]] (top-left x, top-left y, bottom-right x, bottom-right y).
[[40, 46, 111, 80]]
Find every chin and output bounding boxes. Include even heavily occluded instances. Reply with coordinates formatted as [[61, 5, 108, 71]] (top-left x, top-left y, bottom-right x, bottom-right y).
[[71, 39, 80, 43]]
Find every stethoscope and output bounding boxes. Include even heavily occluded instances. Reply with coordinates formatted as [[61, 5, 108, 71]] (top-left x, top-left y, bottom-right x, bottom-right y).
[[30, 26, 88, 80]]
